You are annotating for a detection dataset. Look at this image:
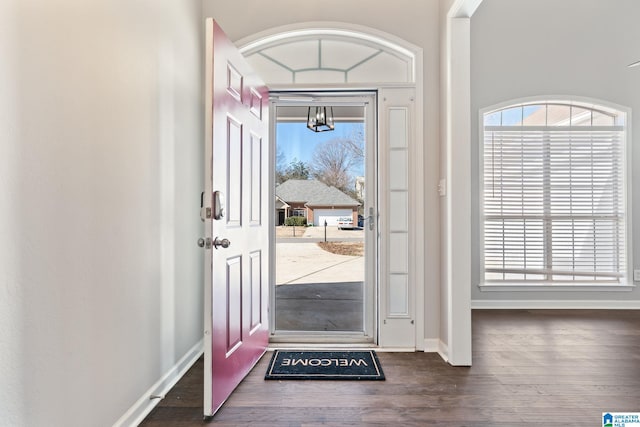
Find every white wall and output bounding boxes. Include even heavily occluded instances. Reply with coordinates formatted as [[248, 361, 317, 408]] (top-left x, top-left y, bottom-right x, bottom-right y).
[[438, 0, 482, 358], [0, 0, 203, 425], [202, 0, 443, 342], [470, 0, 640, 304]]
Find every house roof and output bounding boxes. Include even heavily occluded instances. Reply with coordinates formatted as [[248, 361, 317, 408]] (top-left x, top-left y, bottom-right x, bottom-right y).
[[275, 179, 361, 207]]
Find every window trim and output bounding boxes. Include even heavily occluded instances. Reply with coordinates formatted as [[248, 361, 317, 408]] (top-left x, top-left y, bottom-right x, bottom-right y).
[[238, 25, 417, 85], [478, 96, 633, 289], [478, 283, 635, 292]]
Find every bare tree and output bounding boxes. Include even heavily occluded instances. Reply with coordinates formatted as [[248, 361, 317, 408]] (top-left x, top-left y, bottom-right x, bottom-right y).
[[311, 137, 361, 192], [344, 127, 365, 161], [275, 146, 287, 184], [276, 146, 286, 174]]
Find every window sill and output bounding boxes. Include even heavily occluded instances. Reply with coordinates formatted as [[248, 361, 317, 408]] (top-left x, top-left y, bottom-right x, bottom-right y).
[[478, 282, 636, 292]]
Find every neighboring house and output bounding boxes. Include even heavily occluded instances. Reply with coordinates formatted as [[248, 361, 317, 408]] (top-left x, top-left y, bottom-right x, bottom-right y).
[[275, 179, 361, 226]]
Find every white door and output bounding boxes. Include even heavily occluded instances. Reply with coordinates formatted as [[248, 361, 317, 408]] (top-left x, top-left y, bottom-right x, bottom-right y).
[[202, 19, 269, 417]]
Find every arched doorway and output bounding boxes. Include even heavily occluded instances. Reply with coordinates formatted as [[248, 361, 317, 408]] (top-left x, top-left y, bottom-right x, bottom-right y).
[[237, 23, 426, 349]]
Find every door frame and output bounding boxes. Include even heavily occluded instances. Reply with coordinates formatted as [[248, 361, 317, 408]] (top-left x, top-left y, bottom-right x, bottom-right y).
[[237, 23, 426, 351], [262, 82, 422, 354], [268, 91, 379, 343]]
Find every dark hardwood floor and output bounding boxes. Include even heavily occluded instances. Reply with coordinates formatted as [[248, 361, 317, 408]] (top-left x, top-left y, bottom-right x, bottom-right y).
[[140, 310, 640, 426]]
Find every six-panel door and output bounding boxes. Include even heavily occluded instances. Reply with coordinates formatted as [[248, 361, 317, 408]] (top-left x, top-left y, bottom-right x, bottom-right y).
[[203, 18, 269, 417]]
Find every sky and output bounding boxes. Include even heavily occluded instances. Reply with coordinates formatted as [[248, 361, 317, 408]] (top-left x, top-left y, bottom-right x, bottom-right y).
[[276, 121, 365, 176]]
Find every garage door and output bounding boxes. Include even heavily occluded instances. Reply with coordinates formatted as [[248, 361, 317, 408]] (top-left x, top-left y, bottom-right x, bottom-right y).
[[314, 209, 352, 226]]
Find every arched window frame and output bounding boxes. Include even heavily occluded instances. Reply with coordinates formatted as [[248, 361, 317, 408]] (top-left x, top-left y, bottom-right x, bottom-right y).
[[237, 24, 417, 86], [479, 97, 632, 287]]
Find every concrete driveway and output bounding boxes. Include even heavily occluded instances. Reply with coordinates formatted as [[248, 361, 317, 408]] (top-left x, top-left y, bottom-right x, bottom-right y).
[[276, 242, 364, 285], [276, 225, 364, 243], [275, 229, 365, 331], [302, 225, 364, 239]]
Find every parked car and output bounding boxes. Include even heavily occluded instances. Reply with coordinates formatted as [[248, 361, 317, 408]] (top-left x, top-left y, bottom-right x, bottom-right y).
[[337, 217, 354, 230]]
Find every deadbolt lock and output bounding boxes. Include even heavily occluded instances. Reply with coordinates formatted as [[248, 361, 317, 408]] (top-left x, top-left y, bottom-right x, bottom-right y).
[[197, 237, 213, 249]]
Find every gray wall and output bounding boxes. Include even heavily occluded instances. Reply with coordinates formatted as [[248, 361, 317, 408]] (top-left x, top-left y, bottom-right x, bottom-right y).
[[0, 0, 203, 424], [471, 0, 640, 303]]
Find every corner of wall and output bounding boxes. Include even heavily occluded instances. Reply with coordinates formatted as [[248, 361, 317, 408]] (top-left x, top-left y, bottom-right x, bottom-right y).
[[424, 338, 449, 363]]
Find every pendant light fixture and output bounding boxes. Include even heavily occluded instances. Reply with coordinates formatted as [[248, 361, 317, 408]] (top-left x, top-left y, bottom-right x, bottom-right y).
[[307, 106, 335, 132]]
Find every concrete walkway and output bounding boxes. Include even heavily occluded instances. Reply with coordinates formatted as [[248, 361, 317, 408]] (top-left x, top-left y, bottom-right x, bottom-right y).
[[276, 242, 364, 285], [275, 238, 365, 331], [276, 225, 365, 243], [301, 225, 364, 240]]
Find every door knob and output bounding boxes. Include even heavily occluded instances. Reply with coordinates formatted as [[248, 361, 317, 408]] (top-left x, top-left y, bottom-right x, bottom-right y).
[[213, 237, 231, 249]]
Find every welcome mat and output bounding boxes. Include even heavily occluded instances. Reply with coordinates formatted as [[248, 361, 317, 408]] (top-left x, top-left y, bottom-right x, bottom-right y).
[[264, 350, 385, 380]]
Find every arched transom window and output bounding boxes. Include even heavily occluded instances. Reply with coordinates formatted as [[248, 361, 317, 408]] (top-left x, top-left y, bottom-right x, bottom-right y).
[[239, 28, 416, 85], [481, 100, 629, 284]]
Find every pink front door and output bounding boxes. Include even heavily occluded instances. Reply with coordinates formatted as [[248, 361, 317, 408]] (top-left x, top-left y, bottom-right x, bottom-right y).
[[203, 19, 269, 417]]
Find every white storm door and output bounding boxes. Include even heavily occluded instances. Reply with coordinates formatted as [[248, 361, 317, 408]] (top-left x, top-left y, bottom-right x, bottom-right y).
[[203, 19, 269, 417]]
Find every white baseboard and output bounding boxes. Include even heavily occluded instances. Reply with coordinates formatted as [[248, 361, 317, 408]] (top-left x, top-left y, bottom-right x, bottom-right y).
[[113, 339, 204, 427], [423, 338, 449, 363], [437, 341, 449, 363], [423, 338, 439, 353], [472, 300, 640, 310]]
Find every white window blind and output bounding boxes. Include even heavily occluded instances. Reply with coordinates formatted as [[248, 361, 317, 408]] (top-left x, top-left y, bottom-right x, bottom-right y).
[[482, 103, 627, 284]]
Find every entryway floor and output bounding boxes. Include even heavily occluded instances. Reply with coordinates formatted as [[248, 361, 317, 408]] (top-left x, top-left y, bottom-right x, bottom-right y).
[[140, 309, 640, 426]]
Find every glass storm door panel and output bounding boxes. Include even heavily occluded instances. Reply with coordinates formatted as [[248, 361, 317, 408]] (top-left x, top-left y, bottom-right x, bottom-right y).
[[270, 93, 377, 342]]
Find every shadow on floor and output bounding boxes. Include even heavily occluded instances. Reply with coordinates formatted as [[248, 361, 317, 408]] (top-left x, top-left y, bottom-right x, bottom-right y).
[[275, 281, 363, 331]]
